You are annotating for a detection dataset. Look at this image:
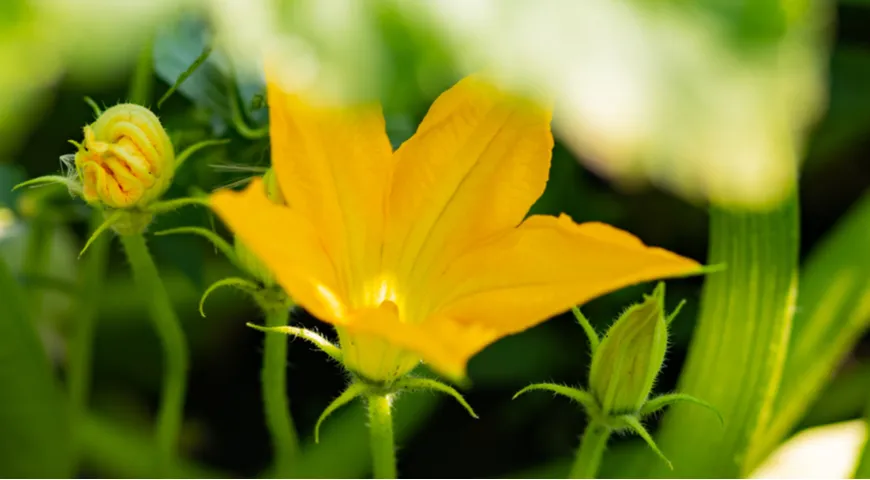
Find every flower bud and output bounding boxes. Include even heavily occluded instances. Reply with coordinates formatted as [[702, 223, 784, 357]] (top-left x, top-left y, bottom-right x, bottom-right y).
[[589, 283, 669, 414], [75, 104, 175, 209]]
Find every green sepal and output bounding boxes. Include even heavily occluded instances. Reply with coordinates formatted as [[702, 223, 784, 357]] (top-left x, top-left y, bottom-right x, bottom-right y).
[[175, 139, 230, 171], [79, 210, 123, 257], [392, 377, 478, 419], [615, 415, 672, 470], [13, 175, 82, 197], [155, 227, 239, 266], [640, 393, 723, 425], [313, 382, 368, 443], [83, 96, 103, 117], [247, 323, 343, 363], [199, 277, 262, 317], [572, 306, 600, 354], [513, 383, 601, 419], [147, 196, 210, 215], [665, 299, 687, 325]]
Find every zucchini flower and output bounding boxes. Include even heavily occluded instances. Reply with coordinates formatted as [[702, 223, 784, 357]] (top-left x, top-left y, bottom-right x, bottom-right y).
[[210, 72, 703, 385]]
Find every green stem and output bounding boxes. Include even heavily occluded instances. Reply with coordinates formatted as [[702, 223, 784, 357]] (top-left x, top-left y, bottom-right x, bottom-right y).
[[128, 35, 154, 105], [366, 394, 397, 479], [262, 307, 300, 477], [22, 217, 53, 318], [636, 191, 799, 477], [119, 233, 188, 474], [568, 421, 611, 479], [68, 212, 111, 471]]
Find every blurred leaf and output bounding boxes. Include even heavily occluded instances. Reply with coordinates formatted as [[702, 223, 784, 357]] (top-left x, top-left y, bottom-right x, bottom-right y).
[[806, 48, 870, 166], [626, 191, 800, 477], [154, 15, 266, 127], [0, 164, 25, 208], [80, 413, 223, 478], [746, 188, 870, 470], [800, 362, 870, 429], [0, 256, 72, 476]]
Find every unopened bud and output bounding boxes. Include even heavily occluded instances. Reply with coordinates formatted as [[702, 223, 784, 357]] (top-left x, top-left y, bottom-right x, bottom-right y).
[[75, 104, 175, 209], [589, 283, 669, 414]]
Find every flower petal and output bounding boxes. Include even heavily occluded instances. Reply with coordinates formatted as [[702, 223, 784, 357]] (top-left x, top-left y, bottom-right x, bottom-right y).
[[344, 215, 700, 380], [210, 179, 346, 323], [266, 76, 394, 303], [432, 214, 702, 337], [384, 75, 554, 305]]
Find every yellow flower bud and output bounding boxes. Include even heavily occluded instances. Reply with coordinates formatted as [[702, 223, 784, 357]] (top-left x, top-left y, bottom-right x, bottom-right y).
[[588, 284, 669, 414], [75, 104, 175, 209]]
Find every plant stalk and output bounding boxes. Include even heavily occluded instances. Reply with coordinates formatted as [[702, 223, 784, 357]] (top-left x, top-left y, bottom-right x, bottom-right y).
[[367, 394, 397, 479], [68, 212, 110, 471], [569, 421, 611, 479], [119, 233, 188, 474], [262, 307, 300, 476]]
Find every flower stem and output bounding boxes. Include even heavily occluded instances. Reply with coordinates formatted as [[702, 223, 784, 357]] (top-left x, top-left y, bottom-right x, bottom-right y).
[[128, 35, 154, 105], [68, 212, 110, 471], [261, 307, 300, 477], [366, 394, 397, 479], [569, 421, 611, 479], [119, 233, 188, 474]]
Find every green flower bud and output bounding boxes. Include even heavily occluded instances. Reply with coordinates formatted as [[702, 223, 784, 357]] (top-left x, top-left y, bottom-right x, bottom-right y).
[[589, 283, 669, 414]]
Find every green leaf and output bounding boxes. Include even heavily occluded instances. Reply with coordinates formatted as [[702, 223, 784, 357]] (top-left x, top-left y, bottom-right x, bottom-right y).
[[0, 255, 72, 476], [631, 191, 799, 477], [79, 413, 222, 478], [153, 15, 266, 127], [746, 188, 870, 470]]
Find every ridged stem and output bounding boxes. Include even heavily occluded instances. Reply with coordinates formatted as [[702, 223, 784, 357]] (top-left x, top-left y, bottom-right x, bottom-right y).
[[568, 421, 611, 479], [261, 307, 300, 476], [119, 233, 188, 475], [366, 394, 397, 479]]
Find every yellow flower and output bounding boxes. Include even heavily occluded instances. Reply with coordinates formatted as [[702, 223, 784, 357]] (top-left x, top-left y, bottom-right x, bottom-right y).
[[75, 104, 175, 209], [210, 74, 701, 382]]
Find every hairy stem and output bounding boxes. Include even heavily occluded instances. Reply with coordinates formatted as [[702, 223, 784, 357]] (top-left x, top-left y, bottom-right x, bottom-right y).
[[261, 307, 300, 476], [569, 421, 611, 479], [119, 233, 188, 474], [367, 394, 397, 479]]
